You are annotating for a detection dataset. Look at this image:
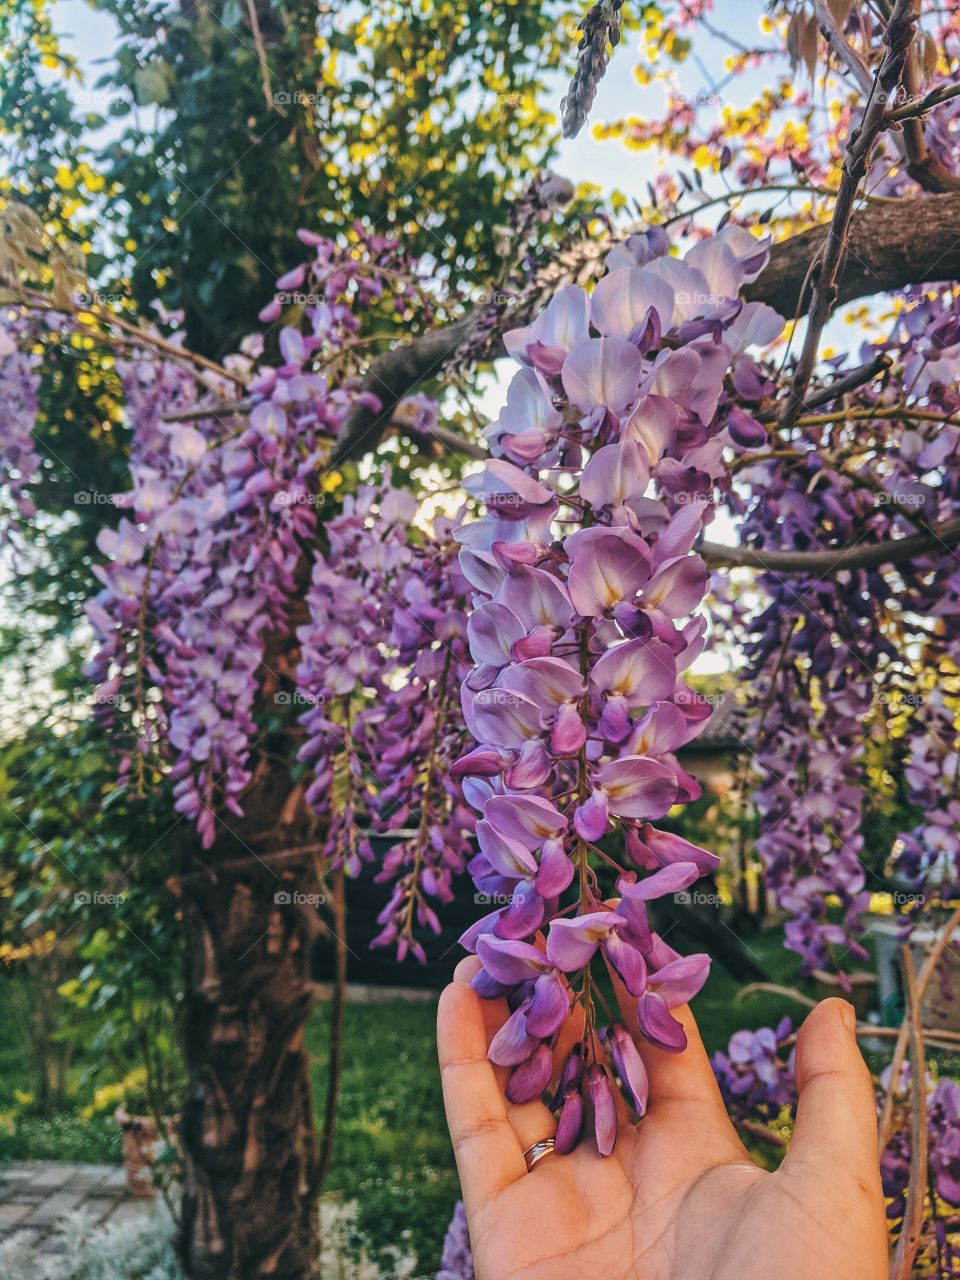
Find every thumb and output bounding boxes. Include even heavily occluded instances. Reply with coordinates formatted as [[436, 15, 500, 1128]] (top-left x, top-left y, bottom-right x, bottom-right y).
[[785, 998, 880, 1186]]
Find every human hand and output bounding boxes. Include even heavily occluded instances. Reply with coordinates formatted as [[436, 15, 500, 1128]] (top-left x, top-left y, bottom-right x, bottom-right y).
[[438, 957, 887, 1280]]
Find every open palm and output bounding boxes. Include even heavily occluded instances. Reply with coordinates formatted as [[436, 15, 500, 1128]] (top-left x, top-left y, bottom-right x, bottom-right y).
[[438, 957, 887, 1280]]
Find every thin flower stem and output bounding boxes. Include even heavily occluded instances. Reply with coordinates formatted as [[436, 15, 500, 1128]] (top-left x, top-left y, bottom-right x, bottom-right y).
[[889, 945, 929, 1280], [878, 905, 960, 1152]]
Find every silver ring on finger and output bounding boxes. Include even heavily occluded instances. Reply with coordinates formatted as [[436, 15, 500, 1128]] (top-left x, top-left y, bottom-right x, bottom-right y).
[[522, 1138, 556, 1172]]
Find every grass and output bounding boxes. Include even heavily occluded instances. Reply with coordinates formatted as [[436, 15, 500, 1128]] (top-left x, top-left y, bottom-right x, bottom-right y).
[[0, 928, 859, 1275], [308, 999, 459, 1275]]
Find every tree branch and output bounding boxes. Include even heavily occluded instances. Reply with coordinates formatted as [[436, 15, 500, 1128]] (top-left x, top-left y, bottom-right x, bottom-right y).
[[779, 0, 920, 428], [898, 55, 960, 193], [743, 191, 960, 314], [889, 945, 929, 1280], [700, 516, 960, 574], [330, 189, 960, 464]]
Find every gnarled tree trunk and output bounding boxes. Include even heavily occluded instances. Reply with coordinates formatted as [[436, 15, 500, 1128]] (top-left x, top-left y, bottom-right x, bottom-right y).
[[177, 806, 324, 1280]]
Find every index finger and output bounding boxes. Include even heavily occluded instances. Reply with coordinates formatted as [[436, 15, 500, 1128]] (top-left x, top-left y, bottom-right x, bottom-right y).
[[437, 978, 527, 1215]]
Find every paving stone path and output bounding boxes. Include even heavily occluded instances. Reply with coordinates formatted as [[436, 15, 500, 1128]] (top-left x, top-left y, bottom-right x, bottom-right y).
[[0, 1161, 150, 1254]]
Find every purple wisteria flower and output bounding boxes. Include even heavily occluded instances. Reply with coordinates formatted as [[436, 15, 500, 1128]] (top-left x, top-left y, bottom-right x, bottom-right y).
[[435, 1200, 474, 1280], [296, 484, 476, 960], [452, 223, 784, 1153], [83, 231, 438, 849], [0, 317, 40, 541]]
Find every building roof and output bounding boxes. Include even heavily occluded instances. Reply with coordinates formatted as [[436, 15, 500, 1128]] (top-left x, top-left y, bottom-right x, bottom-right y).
[[686, 691, 751, 753]]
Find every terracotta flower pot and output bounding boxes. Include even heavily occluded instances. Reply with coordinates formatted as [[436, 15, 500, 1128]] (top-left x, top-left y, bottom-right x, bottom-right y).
[[115, 1106, 161, 1199]]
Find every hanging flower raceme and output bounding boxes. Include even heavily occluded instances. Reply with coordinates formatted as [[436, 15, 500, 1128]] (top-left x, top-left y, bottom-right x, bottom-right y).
[[84, 233, 426, 846], [0, 313, 41, 543], [893, 687, 960, 902], [296, 483, 475, 959], [452, 223, 783, 1153], [729, 283, 960, 972]]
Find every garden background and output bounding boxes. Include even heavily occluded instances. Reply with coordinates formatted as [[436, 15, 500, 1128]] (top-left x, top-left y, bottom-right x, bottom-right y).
[[2, 1, 960, 1277]]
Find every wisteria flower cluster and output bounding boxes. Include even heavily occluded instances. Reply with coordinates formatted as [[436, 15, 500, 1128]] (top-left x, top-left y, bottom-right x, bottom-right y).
[[296, 482, 475, 958], [0, 314, 41, 540], [730, 276, 960, 969], [893, 686, 960, 902], [83, 231, 429, 846], [453, 222, 783, 1151], [711, 1016, 796, 1123]]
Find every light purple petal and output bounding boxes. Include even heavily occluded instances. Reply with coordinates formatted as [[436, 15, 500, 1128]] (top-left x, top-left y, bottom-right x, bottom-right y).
[[469, 686, 545, 748], [497, 566, 575, 631], [506, 1044, 554, 1103], [579, 441, 650, 508], [621, 861, 701, 901], [636, 825, 720, 874], [527, 970, 570, 1037], [554, 1086, 584, 1153], [587, 1064, 618, 1156], [505, 739, 553, 790], [623, 394, 679, 464], [590, 268, 676, 339], [593, 756, 678, 819], [476, 819, 539, 878], [476, 934, 551, 985], [494, 879, 546, 940], [650, 953, 710, 1006], [562, 337, 643, 414], [626, 701, 695, 755], [642, 555, 707, 619], [591, 637, 676, 708], [608, 1023, 650, 1115], [467, 602, 526, 667], [546, 911, 627, 971], [536, 839, 575, 897], [500, 656, 585, 709], [552, 702, 587, 755], [485, 793, 568, 848], [603, 931, 647, 996], [574, 789, 610, 841], [565, 527, 653, 618], [637, 991, 687, 1053], [489, 1004, 539, 1066]]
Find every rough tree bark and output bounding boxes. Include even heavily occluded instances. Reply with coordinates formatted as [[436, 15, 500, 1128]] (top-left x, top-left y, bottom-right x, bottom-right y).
[[177, 788, 325, 1280]]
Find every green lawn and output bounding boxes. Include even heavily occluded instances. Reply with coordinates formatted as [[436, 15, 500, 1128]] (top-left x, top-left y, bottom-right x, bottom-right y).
[[0, 929, 844, 1275]]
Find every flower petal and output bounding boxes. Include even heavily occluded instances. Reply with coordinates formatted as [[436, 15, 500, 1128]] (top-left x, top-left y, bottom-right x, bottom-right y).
[[587, 1064, 618, 1156], [593, 756, 678, 819], [562, 337, 643, 414], [650, 953, 711, 1006], [489, 1004, 539, 1066], [637, 991, 687, 1053], [506, 1043, 554, 1103]]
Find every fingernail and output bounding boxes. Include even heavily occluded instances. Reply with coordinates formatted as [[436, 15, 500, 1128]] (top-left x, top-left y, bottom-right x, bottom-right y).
[[839, 1000, 857, 1036]]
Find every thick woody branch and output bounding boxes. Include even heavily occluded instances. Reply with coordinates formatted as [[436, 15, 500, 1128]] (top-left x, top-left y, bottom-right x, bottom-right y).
[[743, 191, 960, 314], [701, 516, 960, 574], [329, 314, 482, 465], [780, 0, 919, 427], [331, 190, 960, 464]]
